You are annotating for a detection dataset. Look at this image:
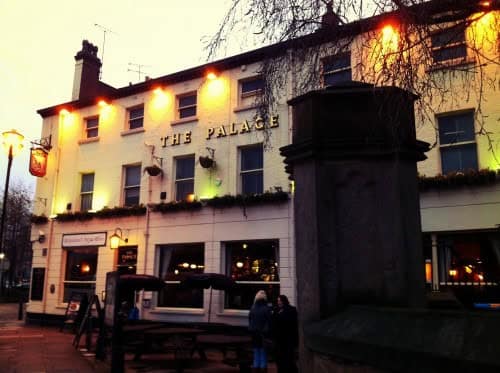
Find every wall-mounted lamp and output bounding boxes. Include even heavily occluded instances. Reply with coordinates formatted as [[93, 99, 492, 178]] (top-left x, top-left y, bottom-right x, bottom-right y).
[[38, 230, 45, 243], [109, 228, 128, 250]]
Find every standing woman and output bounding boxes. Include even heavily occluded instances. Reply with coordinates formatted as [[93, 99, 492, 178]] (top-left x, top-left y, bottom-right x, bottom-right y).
[[273, 294, 298, 373], [249, 290, 272, 372]]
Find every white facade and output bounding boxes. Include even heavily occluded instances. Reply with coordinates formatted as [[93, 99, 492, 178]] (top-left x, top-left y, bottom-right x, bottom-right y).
[[28, 5, 500, 322]]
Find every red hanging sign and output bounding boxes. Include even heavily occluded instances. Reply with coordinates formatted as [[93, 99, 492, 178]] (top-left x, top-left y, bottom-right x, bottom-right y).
[[29, 147, 48, 177]]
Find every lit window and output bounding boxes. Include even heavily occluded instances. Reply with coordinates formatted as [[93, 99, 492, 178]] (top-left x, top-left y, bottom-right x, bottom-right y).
[[239, 76, 264, 108], [80, 173, 94, 211], [175, 156, 195, 201], [157, 243, 205, 308], [431, 25, 467, 64], [323, 52, 352, 86], [240, 144, 263, 195], [177, 93, 197, 119], [124, 165, 141, 206], [85, 117, 99, 139], [63, 248, 97, 302], [128, 105, 144, 130], [225, 240, 280, 310], [438, 111, 477, 174]]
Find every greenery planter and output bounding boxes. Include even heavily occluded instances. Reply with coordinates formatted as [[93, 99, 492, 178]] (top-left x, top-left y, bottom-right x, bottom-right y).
[[419, 169, 499, 191]]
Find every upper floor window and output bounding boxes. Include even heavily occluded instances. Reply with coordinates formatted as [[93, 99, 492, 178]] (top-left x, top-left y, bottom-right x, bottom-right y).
[[85, 117, 99, 139], [240, 144, 263, 195], [431, 25, 467, 64], [80, 173, 94, 211], [128, 105, 144, 130], [177, 93, 197, 119], [175, 155, 195, 201], [123, 165, 141, 206], [239, 76, 264, 108], [438, 111, 477, 174], [323, 52, 352, 86]]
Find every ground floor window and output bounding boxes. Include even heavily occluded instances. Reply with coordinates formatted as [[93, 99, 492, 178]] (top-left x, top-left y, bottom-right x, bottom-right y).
[[436, 232, 500, 307], [225, 240, 280, 310], [157, 243, 204, 308], [63, 247, 98, 302]]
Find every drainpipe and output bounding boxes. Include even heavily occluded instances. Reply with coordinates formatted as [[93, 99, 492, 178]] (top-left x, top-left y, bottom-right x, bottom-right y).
[[431, 233, 439, 291]]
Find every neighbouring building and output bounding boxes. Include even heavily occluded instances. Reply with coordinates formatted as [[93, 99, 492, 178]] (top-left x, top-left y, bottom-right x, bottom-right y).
[[28, 1, 500, 323]]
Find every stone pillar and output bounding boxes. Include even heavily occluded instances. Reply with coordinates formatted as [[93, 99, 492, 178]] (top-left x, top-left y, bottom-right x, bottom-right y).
[[280, 83, 429, 371]]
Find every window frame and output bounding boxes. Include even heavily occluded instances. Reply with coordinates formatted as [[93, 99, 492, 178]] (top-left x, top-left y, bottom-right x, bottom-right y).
[[224, 239, 280, 310], [156, 243, 205, 309], [174, 155, 195, 201], [85, 116, 99, 139], [238, 76, 264, 106], [322, 52, 352, 86], [239, 144, 264, 195], [437, 111, 478, 174], [62, 247, 98, 302], [123, 164, 142, 207], [430, 24, 467, 65], [177, 92, 197, 120], [127, 105, 144, 130], [80, 173, 94, 212]]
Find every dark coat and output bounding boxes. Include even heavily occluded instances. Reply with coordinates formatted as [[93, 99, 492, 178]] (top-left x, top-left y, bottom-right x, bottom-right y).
[[249, 299, 272, 347], [272, 304, 298, 347]]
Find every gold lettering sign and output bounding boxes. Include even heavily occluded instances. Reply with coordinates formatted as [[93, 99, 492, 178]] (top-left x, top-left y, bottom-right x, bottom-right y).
[[162, 116, 279, 147]]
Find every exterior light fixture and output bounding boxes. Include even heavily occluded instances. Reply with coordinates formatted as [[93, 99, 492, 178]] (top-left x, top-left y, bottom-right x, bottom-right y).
[[98, 99, 109, 107], [59, 108, 70, 116], [207, 71, 217, 80], [109, 228, 128, 250]]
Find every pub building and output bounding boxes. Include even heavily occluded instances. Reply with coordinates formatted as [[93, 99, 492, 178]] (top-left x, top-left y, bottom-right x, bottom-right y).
[[28, 2, 500, 324]]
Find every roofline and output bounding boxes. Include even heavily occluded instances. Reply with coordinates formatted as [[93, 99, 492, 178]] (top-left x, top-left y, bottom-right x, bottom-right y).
[[37, 0, 493, 118]]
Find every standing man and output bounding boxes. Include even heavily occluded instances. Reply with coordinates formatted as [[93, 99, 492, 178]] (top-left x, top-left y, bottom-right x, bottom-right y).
[[273, 295, 298, 373]]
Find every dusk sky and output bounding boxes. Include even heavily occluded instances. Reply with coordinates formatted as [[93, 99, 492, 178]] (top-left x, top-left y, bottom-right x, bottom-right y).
[[0, 0, 245, 192]]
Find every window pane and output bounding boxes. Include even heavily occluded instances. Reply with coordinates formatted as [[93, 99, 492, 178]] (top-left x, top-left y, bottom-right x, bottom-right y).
[[63, 283, 96, 303], [431, 28, 465, 47], [432, 45, 467, 62], [81, 194, 93, 211], [241, 145, 263, 171], [129, 118, 143, 130], [225, 240, 279, 310], [176, 157, 195, 179], [176, 180, 194, 201], [125, 166, 141, 187], [125, 187, 140, 206], [324, 69, 352, 86], [86, 118, 99, 129], [81, 174, 94, 193], [158, 244, 205, 308], [129, 107, 144, 120], [438, 112, 475, 144], [242, 172, 263, 195], [87, 128, 98, 138], [65, 250, 97, 281], [441, 143, 478, 174], [179, 95, 197, 107], [242, 78, 264, 94], [323, 54, 351, 72], [179, 106, 196, 119]]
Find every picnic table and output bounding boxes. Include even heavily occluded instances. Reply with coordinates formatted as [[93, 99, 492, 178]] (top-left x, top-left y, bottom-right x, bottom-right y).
[[196, 334, 252, 373], [140, 327, 205, 372]]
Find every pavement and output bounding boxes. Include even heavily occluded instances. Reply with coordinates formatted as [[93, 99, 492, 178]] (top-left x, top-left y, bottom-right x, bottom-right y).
[[0, 303, 278, 372]]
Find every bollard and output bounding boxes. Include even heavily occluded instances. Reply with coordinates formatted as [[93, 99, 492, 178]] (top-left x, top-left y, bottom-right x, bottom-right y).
[[18, 299, 23, 320]]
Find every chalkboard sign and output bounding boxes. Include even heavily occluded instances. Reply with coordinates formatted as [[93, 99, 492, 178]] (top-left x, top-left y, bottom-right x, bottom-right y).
[[30, 268, 45, 301], [60, 292, 88, 332], [104, 272, 119, 327]]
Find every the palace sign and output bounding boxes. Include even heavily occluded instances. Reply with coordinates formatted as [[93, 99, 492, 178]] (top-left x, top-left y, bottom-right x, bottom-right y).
[[62, 232, 107, 248], [29, 147, 49, 177], [159, 115, 279, 148]]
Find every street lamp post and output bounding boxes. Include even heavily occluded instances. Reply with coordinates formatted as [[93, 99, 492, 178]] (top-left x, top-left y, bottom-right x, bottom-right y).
[[0, 129, 24, 292]]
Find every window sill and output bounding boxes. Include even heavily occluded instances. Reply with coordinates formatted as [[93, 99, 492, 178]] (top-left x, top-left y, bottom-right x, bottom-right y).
[[427, 57, 475, 72], [233, 104, 260, 113], [121, 128, 145, 136], [78, 137, 100, 145], [149, 307, 204, 315], [217, 309, 249, 317], [171, 116, 198, 126]]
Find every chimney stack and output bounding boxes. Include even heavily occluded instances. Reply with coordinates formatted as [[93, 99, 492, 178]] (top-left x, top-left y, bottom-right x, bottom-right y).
[[72, 40, 102, 101], [321, 2, 342, 30]]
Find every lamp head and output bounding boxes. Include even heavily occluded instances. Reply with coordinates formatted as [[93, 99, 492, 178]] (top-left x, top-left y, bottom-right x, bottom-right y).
[[2, 129, 24, 157], [109, 228, 127, 249]]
